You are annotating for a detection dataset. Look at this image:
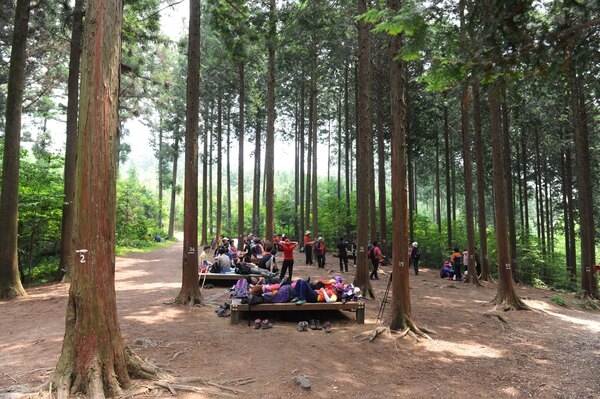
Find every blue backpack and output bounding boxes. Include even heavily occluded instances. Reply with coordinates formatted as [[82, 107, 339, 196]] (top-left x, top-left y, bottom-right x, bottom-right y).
[[233, 278, 249, 299]]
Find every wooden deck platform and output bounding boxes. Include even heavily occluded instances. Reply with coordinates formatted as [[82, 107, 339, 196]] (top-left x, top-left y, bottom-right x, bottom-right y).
[[230, 298, 365, 324]]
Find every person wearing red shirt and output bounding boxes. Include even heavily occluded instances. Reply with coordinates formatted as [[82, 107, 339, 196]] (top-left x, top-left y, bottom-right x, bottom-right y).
[[280, 238, 299, 280]]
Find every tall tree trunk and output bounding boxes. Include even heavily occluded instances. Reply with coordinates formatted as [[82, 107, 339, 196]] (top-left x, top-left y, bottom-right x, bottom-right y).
[[310, 37, 319, 240], [461, 84, 478, 285], [354, 0, 374, 298], [201, 106, 209, 245], [566, 21, 597, 298], [168, 133, 180, 240], [388, 0, 426, 336], [459, 0, 478, 285], [305, 76, 312, 238], [237, 62, 245, 248], [215, 97, 223, 245], [56, 0, 84, 283], [344, 61, 352, 240], [473, 80, 491, 280], [376, 63, 388, 256], [443, 101, 452, 248], [264, 0, 276, 247], [0, 0, 30, 299], [560, 129, 576, 283], [501, 83, 517, 281], [435, 136, 442, 234], [157, 121, 164, 230], [226, 105, 232, 233], [53, 0, 156, 395], [175, 0, 201, 305], [299, 81, 305, 242], [252, 107, 262, 236], [489, 82, 527, 310]]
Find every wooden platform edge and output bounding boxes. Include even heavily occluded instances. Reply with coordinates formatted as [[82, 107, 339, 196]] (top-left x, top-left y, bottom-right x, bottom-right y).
[[230, 299, 365, 325]]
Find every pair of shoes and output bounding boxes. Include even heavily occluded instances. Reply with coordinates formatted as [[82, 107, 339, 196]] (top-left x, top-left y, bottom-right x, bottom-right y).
[[309, 319, 317, 330], [254, 318, 262, 329], [315, 319, 323, 330], [295, 299, 306, 305], [297, 321, 309, 331], [291, 296, 300, 303], [261, 319, 272, 329], [216, 308, 230, 317], [323, 321, 332, 333]]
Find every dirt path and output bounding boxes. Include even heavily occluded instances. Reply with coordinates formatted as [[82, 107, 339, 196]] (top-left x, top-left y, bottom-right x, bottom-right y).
[[1, 241, 599, 398]]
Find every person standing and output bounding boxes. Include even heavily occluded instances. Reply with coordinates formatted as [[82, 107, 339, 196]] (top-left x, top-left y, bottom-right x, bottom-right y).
[[369, 241, 382, 280], [337, 237, 349, 273], [303, 231, 314, 265], [314, 237, 326, 268], [280, 238, 299, 280], [451, 247, 463, 281], [409, 241, 420, 275]]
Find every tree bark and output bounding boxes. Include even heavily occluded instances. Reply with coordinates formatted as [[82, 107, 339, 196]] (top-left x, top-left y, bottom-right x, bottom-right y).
[[354, 0, 374, 298], [264, 0, 276, 247], [488, 82, 527, 310], [0, 0, 30, 299], [52, 0, 156, 396], [176, 0, 201, 305], [56, 0, 84, 283], [472, 80, 491, 280], [237, 61, 245, 248]]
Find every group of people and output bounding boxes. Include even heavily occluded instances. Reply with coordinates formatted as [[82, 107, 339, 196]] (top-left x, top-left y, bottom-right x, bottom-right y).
[[303, 231, 327, 268], [439, 246, 481, 280], [200, 233, 301, 281], [246, 274, 362, 306]]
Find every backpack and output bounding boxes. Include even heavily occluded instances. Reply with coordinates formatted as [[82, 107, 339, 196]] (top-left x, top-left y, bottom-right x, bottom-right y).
[[233, 278, 249, 299], [210, 258, 222, 273], [236, 262, 252, 275]]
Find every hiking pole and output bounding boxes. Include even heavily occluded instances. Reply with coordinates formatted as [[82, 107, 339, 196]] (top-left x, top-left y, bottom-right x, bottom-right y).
[[376, 272, 392, 323]]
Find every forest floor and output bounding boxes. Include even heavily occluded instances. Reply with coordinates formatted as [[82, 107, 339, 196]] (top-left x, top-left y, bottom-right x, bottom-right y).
[[1, 240, 600, 399]]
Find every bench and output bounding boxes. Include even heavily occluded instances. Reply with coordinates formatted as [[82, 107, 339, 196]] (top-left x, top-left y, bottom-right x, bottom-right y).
[[199, 273, 263, 282], [230, 298, 365, 325]]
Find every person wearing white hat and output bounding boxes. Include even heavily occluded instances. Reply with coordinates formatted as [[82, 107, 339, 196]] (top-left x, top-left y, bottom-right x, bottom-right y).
[[410, 242, 421, 275], [303, 231, 314, 265]]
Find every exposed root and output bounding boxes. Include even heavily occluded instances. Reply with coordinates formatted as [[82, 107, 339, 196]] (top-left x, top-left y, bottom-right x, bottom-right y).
[[368, 326, 388, 342], [484, 313, 511, 330]]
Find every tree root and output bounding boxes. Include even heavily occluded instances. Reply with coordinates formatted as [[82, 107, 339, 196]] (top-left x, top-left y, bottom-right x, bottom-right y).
[[483, 312, 511, 330]]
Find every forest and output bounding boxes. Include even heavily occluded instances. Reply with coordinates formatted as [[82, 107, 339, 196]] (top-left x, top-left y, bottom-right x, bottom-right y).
[[0, 0, 599, 396]]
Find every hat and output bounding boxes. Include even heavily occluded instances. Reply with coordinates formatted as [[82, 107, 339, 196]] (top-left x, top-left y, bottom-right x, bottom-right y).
[[412, 242, 418, 247], [333, 275, 343, 283], [318, 237, 323, 241], [305, 230, 311, 235]]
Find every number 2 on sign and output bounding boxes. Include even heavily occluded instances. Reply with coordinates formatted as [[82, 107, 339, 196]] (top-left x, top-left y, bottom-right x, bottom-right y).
[[76, 249, 88, 264]]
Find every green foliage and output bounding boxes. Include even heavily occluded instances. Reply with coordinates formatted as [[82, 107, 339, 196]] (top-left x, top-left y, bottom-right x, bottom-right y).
[[23, 255, 60, 286], [18, 150, 64, 281], [116, 168, 160, 247], [577, 300, 599, 311], [550, 296, 566, 307]]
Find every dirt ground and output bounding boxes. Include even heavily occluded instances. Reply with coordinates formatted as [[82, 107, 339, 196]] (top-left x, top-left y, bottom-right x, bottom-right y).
[[1, 240, 600, 399]]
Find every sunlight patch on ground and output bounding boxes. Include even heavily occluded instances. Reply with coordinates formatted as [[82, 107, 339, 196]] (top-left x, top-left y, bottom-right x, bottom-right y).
[[425, 339, 504, 361], [118, 282, 181, 291], [525, 300, 600, 333]]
